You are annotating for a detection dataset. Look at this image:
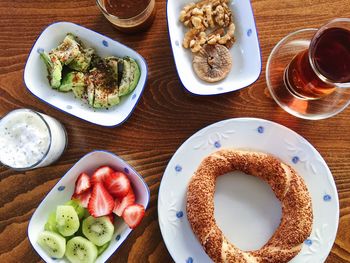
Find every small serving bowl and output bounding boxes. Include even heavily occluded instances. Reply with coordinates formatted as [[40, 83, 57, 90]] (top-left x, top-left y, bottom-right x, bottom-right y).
[[28, 150, 150, 263], [24, 22, 148, 127], [167, 0, 261, 95]]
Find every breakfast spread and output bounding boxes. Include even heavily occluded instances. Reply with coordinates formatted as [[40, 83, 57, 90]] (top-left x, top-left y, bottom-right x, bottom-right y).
[[0, 109, 66, 170], [179, 0, 235, 82], [1, 2, 338, 262], [40, 33, 141, 108], [37, 166, 145, 262], [187, 149, 313, 263]]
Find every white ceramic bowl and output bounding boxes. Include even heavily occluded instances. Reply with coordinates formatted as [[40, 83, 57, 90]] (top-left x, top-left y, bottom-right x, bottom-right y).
[[167, 0, 261, 95], [28, 150, 150, 263], [24, 22, 148, 127]]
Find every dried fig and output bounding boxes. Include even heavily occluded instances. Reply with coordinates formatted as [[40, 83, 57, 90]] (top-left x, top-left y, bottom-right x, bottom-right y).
[[192, 44, 232, 82]]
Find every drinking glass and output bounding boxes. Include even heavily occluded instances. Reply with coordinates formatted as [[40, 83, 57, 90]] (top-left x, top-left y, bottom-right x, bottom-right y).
[[0, 109, 68, 171], [266, 18, 350, 120], [96, 0, 156, 33]]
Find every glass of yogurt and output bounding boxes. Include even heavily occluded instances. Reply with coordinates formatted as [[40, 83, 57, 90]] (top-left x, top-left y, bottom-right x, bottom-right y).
[[0, 109, 68, 170]]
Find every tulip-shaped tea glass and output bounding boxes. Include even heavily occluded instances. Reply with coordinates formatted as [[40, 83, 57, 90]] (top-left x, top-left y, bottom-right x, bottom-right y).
[[266, 18, 350, 120]]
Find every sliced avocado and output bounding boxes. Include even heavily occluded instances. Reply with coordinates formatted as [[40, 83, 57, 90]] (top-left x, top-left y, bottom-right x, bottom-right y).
[[40, 51, 63, 89], [105, 57, 122, 106], [107, 86, 120, 106], [119, 57, 141, 96], [93, 86, 110, 108], [59, 71, 86, 93], [105, 56, 121, 81], [87, 82, 95, 107], [87, 61, 119, 108], [68, 48, 94, 72], [50, 33, 81, 65]]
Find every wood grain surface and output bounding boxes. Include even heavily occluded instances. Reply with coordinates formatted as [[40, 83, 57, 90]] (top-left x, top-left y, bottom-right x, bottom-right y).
[[0, 0, 349, 262]]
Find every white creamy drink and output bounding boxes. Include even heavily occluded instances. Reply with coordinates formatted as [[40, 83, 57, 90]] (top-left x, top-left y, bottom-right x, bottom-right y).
[[0, 109, 67, 170]]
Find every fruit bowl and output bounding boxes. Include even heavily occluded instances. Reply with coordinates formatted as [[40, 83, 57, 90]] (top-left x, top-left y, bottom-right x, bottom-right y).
[[24, 22, 148, 127], [28, 150, 150, 263]]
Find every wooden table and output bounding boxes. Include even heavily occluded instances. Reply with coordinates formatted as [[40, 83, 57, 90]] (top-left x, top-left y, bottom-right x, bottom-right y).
[[0, 0, 349, 262]]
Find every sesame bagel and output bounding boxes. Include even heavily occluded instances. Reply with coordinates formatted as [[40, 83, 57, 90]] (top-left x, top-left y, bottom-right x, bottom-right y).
[[186, 149, 313, 263]]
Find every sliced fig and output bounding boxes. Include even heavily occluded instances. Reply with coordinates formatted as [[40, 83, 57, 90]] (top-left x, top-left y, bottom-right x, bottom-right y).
[[192, 44, 232, 82]]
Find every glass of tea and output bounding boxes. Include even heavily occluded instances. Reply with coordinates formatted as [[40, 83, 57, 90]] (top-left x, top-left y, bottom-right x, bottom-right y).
[[266, 18, 350, 120], [96, 0, 156, 33]]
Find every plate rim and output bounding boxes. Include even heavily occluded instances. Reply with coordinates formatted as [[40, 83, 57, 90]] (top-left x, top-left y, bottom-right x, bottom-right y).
[[23, 21, 148, 127], [166, 0, 262, 96], [158, 117, 339, 262]]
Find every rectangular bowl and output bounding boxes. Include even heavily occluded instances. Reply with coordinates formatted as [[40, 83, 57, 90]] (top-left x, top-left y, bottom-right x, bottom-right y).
[[167, 0, 261, 95], [24, 22, 148, 127], [28, 150, 150, 263]]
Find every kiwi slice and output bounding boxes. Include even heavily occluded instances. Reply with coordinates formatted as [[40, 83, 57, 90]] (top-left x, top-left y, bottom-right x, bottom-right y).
[[56, 205, 80, 237], [65, 200, 86, 220], [37, 231, 66, 259], [65, 236, 98, 263], [97, 241, 110, 256], [82, 216, 114, 246], [44, 212, 58, 233]]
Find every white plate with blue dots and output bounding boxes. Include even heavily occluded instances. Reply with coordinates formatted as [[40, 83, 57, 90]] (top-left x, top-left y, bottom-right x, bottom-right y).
[[158, 118, 338, 263], [167, 0, 262, 95]]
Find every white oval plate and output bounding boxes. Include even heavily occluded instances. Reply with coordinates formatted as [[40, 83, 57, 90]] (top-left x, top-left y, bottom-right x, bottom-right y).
[[167, 0, 261, 95], [28, 150, 150, 263], [24, 22, 148, 127], [158, 118, 339, 263]]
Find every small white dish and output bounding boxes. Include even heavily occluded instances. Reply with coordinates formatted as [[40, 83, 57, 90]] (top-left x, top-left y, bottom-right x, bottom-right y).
[[158, 118, 339, 263], [28, 150, 150, 263], [24, 22, 148, 127], [167, 0, 261, 95]]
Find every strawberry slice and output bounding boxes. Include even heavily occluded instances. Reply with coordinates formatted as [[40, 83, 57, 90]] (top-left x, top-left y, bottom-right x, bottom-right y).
[[74, 172, 91, 195], [122, 204, 145, 229], [72, 190, 91, 208], [104, 172, 131, 198], [91, 166, 114, 185], [88, 183, 114, 217], [113, 188, 135, 217]]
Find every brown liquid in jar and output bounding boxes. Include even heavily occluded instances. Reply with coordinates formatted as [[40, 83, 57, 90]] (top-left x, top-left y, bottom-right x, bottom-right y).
[[103, 0, 156, 32]]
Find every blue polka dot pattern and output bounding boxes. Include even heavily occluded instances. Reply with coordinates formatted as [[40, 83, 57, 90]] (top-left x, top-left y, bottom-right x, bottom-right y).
[[176, 211, 184, 218], [58, 186, 65, 191], [304, 239, 312, 246], [247, 29, 252, 37], [323, 194, 331, 202], [175, 40, 180, 46], [132, 94, 137, 100], [257, 126, 264, 133], [102, 40, 109, 47], [186, 257, 193, 263], [175, 165, 182, 172], [37, 48, 44, 54], [116, 234, 121, 241], [214, 141, 221, 148], [292, 156, 299, 164], [217, 87, 224, 91], [124, 167, 130, 174]]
